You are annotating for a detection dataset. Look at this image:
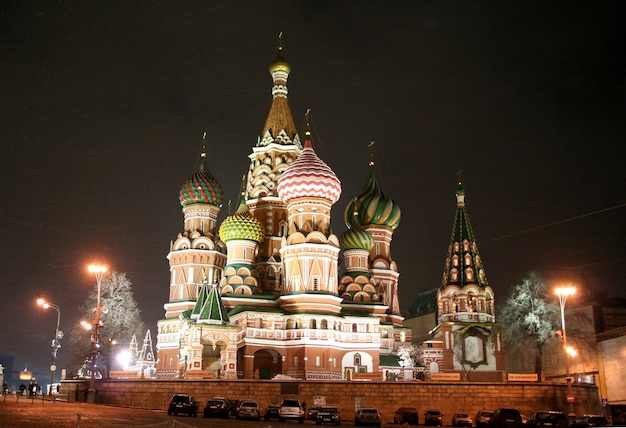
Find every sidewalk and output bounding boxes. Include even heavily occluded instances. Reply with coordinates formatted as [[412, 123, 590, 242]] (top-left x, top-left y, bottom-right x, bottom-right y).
[[0, 398, 172, 428]]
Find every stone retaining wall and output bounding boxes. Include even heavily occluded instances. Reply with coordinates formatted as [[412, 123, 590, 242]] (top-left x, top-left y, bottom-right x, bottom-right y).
[[62, 379, 602, 423]]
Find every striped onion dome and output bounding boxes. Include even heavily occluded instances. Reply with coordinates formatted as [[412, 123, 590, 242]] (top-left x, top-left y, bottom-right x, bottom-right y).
[[219, 200, 265, 243], [277, 131, 341, 204], [345, 163, 401, 229], [340, 209, 375, 251], [179, 136, 223, 207]]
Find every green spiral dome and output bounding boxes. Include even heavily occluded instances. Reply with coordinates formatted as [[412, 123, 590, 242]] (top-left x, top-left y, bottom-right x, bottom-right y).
[[345, 168, 401, 229], [340, 212, 375, 251]]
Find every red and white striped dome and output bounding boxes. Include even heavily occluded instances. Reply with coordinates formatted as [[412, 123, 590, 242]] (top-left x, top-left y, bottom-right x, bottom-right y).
[[277, 137, 341, 204]]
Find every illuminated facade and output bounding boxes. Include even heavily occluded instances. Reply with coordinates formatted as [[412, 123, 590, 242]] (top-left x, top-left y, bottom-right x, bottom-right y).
[[155, 42, 410, 380]]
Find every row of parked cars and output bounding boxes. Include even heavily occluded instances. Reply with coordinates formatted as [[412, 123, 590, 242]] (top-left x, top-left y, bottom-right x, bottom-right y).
[[392, 407, 611, 428], [167, 394, 342, 424]]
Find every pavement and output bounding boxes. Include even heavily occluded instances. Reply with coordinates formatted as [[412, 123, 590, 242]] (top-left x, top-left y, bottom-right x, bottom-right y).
[[0, 396, 181, 428]]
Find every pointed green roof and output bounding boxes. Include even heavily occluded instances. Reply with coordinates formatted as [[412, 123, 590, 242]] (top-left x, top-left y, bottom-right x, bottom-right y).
[[441, 174, 489, 289], [191, 283, 229, 325]]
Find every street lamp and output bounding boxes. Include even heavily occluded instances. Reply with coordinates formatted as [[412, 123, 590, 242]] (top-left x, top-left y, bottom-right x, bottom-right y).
[[86, 264, 107, 404], [37, 298, 62, 395], [555, 285, 575, 414]]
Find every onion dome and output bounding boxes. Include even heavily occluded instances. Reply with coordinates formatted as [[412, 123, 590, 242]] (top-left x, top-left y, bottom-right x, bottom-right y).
[[345, 155, 401, 229], [277, 125, 341, 204], [340, 207, 375, 251], [179, 134, 224, 207], [269, 42, 291, 75], [219, 199, 265, 243]]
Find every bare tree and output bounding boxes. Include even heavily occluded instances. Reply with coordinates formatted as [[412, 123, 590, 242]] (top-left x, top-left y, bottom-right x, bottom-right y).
[[497, 272, 560, 378], [70, 272, 145, 374]]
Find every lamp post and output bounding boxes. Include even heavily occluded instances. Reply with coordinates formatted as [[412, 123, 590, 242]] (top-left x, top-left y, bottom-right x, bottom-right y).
[[86, 264, 107, 404], [37, 298, 62, 395], [555, 286, 575, 415]]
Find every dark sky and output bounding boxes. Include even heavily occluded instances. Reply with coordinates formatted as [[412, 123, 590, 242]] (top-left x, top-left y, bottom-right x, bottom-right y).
[[1, 1, 624, 381]]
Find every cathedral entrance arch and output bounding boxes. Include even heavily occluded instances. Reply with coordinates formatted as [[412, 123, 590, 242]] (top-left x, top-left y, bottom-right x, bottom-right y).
[[253, 349, 283, 380]]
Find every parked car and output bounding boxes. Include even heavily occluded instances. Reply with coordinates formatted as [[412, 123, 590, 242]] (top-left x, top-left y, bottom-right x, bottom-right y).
[[488, 408, 524, 428], [279, 399, 305, 423], [316, 406, 341, 425], [453, 413, 474, 427], [394, 407, 419, 425], [355, 408, 382, 427], [425, 410, 444, 426], [309, 405, 324, 420], [265, 403, 281, 421], [167, 393, 199, 417], [237, 399, 261, 421], [570, 415, 610, 428], [526, 411, 568, 428], [476, 411, 495, 428], [203, 397, 230, 418]]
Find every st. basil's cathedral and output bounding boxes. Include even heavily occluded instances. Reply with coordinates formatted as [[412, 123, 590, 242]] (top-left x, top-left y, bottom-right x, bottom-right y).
[[154, 41, 504, 381]]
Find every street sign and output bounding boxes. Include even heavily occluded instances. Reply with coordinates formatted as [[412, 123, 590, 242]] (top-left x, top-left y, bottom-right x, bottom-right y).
[[50, 364, 57, 372], [567, 395, 575, 403]]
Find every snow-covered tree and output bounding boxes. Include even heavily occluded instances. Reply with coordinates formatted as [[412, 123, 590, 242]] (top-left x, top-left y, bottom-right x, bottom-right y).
[[497, 272, 560, 378], [397, 344, 417, 367], [70, 272, 145, 375]]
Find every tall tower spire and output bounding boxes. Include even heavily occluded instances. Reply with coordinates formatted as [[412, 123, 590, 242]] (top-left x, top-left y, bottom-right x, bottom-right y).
[[428, 174, 502, 375], [245, 37, 303, 292]]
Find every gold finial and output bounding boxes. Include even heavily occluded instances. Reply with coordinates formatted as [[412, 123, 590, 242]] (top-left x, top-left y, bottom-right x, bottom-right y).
[[305, 109, 311, 137], [457, 170, 463, 187], [278, 31, 283, 50], [239, 174, 246, 199], [368, 140, 375, 167], [201, 132, 207, 158]]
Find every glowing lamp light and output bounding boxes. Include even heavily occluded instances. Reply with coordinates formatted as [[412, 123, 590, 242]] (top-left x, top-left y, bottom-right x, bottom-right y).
[[117, 350, 132, 370]]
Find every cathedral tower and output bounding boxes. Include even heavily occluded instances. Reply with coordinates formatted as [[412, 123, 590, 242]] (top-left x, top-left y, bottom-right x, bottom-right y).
[[245, 39, 302, 293], [429, 173, 504, 379], [156, 135, 227, 374], [276, 119, 343, 315]]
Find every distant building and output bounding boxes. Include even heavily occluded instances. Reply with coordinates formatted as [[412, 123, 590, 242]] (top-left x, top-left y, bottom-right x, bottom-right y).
[[155, 41, 410, 380]]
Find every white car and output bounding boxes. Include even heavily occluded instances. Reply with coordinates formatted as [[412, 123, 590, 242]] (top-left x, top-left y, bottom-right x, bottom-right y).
[[453, 413, 473, 427], [279, 399, 304, 423], [237, 399, 261, 421]]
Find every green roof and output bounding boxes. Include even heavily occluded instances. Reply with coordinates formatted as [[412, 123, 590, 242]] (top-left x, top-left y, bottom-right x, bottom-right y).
[[379, 354, 401, 367]]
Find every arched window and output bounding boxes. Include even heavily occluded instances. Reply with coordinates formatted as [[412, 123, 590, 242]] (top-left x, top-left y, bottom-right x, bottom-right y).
[[295, 318, 302, 329], [315, 356, 320, 366], [286, 319, 294, 329], [354, 353, 361, 366], [352, 323, 358, 332], [310, 319, 317, 329], [320, 319, 328, 329], [294, 356, 299, 366]]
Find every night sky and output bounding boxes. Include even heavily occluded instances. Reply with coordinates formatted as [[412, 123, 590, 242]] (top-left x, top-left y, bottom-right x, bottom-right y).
[[1, 2, 624, 382]]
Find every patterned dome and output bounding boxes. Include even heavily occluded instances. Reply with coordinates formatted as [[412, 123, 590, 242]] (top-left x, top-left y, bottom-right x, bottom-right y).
[[219, 201, 265, 243], [277, 134, 341, 204], [340, 211, 374, 251], [179, 147, 223, 207], [345, 166, 401, 229]]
